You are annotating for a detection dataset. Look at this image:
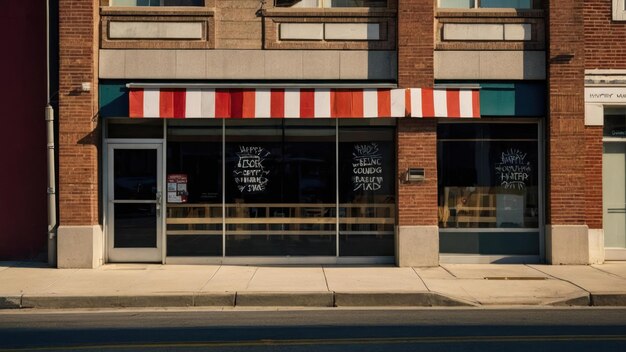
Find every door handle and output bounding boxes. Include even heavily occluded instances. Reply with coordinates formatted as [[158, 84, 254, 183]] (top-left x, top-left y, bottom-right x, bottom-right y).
[[156, 191, 162, 216]]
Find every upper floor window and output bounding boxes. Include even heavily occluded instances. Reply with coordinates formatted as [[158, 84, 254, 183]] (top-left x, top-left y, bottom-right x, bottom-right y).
[[438, 0, 534, 8], [110, 0, 204, 6], [275, 0, 386, 8], [614, 0, 626, 21]]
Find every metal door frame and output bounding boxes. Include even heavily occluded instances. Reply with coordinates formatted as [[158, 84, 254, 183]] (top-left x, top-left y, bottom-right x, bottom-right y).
[[106, 141, 164, 263], [603, 138, 626, 261]]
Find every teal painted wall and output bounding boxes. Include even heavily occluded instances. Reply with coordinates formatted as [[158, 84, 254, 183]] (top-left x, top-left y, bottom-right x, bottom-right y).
[[437, 81, 546, 117]]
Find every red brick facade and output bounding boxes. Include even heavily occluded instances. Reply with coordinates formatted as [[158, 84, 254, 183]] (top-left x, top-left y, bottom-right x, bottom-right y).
[[397, 0, 436, 226], [585, 0, 626, 69], [58, 0, 99, 226], [547, 0, 587, 225], [585, 126, 603, 229]]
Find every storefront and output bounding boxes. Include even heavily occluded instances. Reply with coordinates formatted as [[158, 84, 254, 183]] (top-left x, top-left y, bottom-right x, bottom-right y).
[[100, 82, 550, 264], [436, 81, 545, 263]]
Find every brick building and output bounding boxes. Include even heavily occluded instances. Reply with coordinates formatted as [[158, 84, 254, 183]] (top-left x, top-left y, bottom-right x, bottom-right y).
[[52, 0, 619, 267]]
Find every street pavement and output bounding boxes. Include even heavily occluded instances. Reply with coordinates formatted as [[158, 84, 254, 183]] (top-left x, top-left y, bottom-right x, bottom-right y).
[[1, 308, 626, 351], [1, 262, 626, 309]]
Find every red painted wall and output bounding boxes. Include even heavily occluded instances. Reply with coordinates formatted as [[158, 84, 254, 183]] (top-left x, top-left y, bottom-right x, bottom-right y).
[[0, 2, 48, 260]]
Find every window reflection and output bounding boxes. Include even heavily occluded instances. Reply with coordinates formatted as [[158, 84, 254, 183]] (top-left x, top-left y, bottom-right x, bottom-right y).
[[437, 123, 539, 229]]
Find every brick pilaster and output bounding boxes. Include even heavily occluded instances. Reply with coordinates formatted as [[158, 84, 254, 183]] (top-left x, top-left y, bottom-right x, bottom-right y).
[[397, 0, 436, 226], [547, 0, 586, 226], [58, 0, 99, 226]]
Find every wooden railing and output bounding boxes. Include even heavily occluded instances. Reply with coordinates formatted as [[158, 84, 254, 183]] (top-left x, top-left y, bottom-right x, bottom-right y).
[[166, 203, 395, 236]]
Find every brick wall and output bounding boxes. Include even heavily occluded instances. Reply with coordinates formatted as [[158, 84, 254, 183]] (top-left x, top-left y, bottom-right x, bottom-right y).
[[547, 0, 586, 225], [397, 0, 436, 226], [585, 0, 626, 69], [397, 119, 438, 226], [58, 0, 99, 226]]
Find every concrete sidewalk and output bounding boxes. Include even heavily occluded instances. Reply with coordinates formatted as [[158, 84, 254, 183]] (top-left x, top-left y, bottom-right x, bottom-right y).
[[2, 262, 626, 309]]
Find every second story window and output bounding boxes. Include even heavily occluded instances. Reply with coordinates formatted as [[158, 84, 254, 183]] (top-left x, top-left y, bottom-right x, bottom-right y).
[[110, 0, 204, 6], [438, 0, 534, 8], [275, 0, 386, 8]]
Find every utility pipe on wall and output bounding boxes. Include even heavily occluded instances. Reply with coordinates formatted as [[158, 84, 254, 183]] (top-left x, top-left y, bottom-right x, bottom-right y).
[[46, 0, 57, 266]]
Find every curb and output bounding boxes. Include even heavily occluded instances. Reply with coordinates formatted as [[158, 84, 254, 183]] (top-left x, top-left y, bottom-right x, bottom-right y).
[[0, 296, 21, 309], [6, 291, 626, 309], [20, 294, 196, 309], [546, 293, 591, 307], [590, 292, 626, 306], [235, 292, 334, 307], [334, 292, 476, 307]]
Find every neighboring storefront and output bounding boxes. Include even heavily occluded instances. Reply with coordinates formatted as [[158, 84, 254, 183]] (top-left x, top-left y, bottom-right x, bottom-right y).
[[586, 73, 626, 261], [100, 82, 483, 264], [436, 81, 546, 263]]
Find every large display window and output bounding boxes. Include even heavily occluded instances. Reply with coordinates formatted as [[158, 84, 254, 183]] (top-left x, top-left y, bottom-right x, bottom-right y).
[[162, 119, 395, 259], [438, 121, 541, 256]]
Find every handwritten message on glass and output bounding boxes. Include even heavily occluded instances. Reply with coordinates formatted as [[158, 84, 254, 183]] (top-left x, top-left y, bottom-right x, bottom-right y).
[[233, 146, 271, 194], [494, 148, 531, 190], [352, 143, 384, 191]]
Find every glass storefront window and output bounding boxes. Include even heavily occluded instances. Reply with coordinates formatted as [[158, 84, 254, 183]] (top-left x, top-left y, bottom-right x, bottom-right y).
[[438, 122, 541, 256], [338, 121, 395, 256], [166, 120, 223, 257], [225, 120, 337, 256], [161, 119, 396, 258]]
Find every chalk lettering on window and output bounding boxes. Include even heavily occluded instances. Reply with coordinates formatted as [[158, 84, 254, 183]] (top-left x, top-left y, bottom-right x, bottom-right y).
[[494, 148, 531, 190], [352, 143, 384, 192], [233, 145, 271, 194]]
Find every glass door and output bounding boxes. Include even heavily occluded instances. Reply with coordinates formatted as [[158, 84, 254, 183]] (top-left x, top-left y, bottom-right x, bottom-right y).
[[603, 142, 626, 259], [107, 144, 163, 262]]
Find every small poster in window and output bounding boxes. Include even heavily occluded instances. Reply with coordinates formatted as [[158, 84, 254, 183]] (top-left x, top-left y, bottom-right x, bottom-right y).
[[167, 174, 188, 203]]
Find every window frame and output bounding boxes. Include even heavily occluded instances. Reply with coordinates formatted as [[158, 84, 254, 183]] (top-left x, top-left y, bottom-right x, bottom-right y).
[[274, 0, 388, 9], [437, 0, 538, 9], [614, 0, 626, 21]]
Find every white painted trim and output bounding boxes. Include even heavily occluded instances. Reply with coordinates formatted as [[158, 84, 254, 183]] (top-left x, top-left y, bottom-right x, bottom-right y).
[[613, 0, 626, 21]]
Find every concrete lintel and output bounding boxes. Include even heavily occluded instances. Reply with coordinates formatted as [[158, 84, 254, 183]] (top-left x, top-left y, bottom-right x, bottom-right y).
[[100, 49, 397, 81]]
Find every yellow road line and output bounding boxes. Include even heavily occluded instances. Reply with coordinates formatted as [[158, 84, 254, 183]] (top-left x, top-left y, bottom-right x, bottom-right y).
[[3, 335, 626, 351]]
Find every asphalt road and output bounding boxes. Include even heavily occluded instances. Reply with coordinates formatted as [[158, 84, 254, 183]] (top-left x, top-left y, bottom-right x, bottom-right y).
[[1, 308, 626, 351]]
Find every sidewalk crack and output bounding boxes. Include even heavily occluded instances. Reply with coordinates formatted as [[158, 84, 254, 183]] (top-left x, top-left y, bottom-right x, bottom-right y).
[[322, 266, 330, 292], [527, 265, 591, 295], [440, 265, 457, 278], [198, 265, 223, 293], [245, 267, 259, 290], [411, 267, 430, 292], [589, 265, 626, 280]]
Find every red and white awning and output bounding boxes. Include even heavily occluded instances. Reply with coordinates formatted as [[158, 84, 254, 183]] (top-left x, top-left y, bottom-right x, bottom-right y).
[[129, 87, 480, 119]]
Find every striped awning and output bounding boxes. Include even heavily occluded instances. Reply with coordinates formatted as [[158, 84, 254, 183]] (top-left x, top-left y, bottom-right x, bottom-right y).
[[129, 87, 480, 119]]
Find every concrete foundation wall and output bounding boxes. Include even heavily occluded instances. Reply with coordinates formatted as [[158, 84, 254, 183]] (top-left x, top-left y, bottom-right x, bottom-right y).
[[396, 226, 439, 267], [57, 225, 103, 269]]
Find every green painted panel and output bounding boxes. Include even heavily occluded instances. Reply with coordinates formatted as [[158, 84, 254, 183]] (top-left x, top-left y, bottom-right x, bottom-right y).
[[437, 81, 546, 117], [99, 80, 129, 118]]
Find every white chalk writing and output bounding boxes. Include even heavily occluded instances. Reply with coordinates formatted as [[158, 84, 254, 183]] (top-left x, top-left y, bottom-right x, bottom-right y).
[[494, 149, 531, 190], [233, 145, 270, 193], [352, 143, 384, 191]]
